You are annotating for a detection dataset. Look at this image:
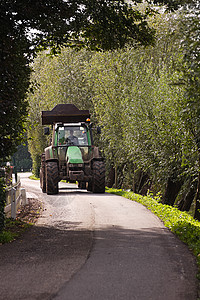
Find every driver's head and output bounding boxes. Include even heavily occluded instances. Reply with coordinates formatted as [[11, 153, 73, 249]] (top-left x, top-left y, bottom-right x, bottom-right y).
[[69, 129, 73, 136]]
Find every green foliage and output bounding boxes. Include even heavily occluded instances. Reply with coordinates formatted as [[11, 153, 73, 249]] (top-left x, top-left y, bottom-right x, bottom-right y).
[[0, 218, 31, 244], [12, 142, 32, 172], [107, 187, 200, 277], [0, 18, 30, 164], [0, 231, 16, 244], [84, 26, 195, 193], [29, 175, 39, 181], [174, 4, 200, 218], [32, 154, 41, 178], [177, 4, 200, 149], [80, 0, 156, 50]]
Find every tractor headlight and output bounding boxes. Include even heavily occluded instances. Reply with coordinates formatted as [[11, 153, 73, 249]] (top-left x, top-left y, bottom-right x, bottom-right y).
[[78, 164, 84, 167]]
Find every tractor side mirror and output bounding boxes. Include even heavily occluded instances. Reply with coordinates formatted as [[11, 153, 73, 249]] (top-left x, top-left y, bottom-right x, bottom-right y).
[[44, 127, 50, 135], [88, 122, 93, 129], [97, 126, 101, 134]]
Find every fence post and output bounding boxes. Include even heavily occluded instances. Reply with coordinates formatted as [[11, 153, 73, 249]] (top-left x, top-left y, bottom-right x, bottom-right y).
[[11, 187, 16, 219], [21, 188, 27, 205]]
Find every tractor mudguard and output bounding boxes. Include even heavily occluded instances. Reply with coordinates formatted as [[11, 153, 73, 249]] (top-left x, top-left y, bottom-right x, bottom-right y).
[[45, 145, 57, 160]]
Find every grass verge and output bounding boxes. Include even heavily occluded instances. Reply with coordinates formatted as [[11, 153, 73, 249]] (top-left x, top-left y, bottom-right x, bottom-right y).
[[106, 188, 200, 280], [0, 218, 31, 244], [0, 198, 42, 245], [29, 175, 39, 180]]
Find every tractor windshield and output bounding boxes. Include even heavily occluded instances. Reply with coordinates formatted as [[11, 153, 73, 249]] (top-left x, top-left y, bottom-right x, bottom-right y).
[[57, 126, 89, 146]]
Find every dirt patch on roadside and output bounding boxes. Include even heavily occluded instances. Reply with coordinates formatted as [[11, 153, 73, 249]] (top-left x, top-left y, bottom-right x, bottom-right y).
[[17, 198, 43, 224]]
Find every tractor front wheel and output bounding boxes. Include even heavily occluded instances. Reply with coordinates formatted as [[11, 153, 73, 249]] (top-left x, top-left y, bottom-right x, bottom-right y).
[[92, 161, 105, 193], [46, 161, 59, 195]]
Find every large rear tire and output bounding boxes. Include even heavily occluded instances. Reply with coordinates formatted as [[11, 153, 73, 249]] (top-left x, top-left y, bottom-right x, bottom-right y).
[[40, 153, 46, 193], [46, 161, 59, 195], [92, 161, 105, 193]]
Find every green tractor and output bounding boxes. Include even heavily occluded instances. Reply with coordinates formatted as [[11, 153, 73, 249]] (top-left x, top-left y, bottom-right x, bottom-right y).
[[40, 104, 105, 195]]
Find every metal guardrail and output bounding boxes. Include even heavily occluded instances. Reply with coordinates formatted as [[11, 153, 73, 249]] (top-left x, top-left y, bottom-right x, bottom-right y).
[[5, 176, 27, 219]]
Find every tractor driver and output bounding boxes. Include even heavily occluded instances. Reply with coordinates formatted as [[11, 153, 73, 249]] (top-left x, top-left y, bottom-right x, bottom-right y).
[[66, 129, 78, 145]]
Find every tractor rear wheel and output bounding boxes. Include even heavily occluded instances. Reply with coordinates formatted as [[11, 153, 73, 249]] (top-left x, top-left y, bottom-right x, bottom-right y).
[[92, 161, 105, 193], [40, 153, 46, 193], [46, 161, 59, 195]]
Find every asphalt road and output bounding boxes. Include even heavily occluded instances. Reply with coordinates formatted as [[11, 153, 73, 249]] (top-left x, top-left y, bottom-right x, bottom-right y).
[[0, 173, 198, 300]]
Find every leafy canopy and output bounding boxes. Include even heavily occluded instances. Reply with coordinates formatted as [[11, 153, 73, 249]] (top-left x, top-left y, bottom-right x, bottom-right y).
[[1, 0, 190, 163], [0, 0, 160, 164]]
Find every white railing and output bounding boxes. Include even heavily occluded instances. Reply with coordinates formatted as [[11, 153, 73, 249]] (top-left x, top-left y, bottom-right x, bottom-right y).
[[5, 176, 27, 219]]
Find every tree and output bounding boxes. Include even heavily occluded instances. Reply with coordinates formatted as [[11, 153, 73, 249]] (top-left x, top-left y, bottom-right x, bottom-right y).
[[0, 0, 185, 164], [12, 142, 32, 172], [177, 3, 200, 218], [86, 47, 188, 197]]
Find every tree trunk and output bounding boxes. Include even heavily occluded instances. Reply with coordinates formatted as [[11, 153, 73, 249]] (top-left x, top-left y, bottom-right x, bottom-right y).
[[132, 175, 135, 193], [114, 165, 118, 188], [138, 172, 149, 195], [178, 181, 197, 212], [106, 165, 115, 188], [162, 177, 183, 206], [140, 179, 151, 196], [194, 154, 200, 220], [194, 196, 200, 220], [0, 169, 6, 232]]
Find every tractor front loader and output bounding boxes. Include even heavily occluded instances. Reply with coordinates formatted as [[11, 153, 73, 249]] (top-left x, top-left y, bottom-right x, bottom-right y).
[[40, 104, 105, 195]]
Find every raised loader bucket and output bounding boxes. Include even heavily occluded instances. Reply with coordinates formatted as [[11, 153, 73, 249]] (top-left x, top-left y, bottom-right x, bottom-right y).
[[42, 104, 90, 125]]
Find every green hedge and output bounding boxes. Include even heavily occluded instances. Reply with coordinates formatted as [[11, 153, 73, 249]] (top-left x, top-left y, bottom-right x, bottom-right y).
[[106, 188, 200, 279]]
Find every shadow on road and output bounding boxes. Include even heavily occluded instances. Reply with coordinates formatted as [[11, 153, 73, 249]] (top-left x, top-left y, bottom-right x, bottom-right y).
[[0, 221, 198, 300]]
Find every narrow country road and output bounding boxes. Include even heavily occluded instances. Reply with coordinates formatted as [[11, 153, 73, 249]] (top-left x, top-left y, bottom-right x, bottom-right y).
[[0, 173, 198, 300]]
